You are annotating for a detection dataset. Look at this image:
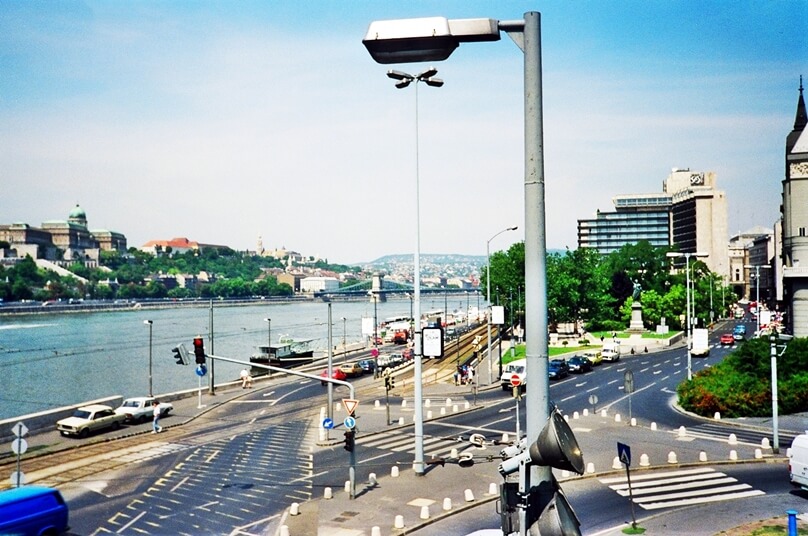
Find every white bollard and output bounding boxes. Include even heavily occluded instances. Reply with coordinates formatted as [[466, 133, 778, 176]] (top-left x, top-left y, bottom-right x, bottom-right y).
[[729, 433, 738, 445], [762, 437, 771, 449], [564, 414, 570, 422], [394, 515, 405, 529], [420, 505, 430, 519], [600, 409, 608, 417], [450, 448, 459, 458], [714, 411, 721, 420], [729, 450, 738, 461], [640, 454, 650, 467], [344, 480, 350, 493], [319, 428, 327, 441], [464, 401, 470, 409], [425, 399, 432, 408], [573, 411, 580, 419], [402, 400, 408, 408], [453, 404, 459, 412], [583, 408, 589, 417], [369, 473, 377, 486], [678, 426, 687, 437], [667, 451, 678, 464], [372, 527, 381, 536], [651, 422, 658, 431], [446, 398, 453, 406], [464, 489, 475, 502], [613, 456, 622, 470], [440, 407, 446, 415], [699, 451, 708, 462], [427, 410, 433, 419], [375, 400, 381, 408], [630, 418, 637, 427], [279, 526, 290, 536], [614, 414, 621, 423], [290, 503, 300, 516], [501, 433, 510, 443], [320, 406, 326, 418], [586, 462, 595, 474], [335, 402, 341, 413], [443, 497, 453, 510], [324, 487, 333, 499], [488, 483, 497, 495], [391, 466, 399, 477], [755, 448, 763, 459], [398, 417, 404, 425]]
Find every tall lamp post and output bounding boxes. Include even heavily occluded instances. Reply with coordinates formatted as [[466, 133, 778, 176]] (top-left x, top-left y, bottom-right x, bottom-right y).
[[744, 264, 770, 335], [666, 251, 708, 380], [385, 66, 443, 476], [264, 318, 271, 365], [341, 316, 347, 362], [486, 226, 518, 386], [143, 320, 153, 397]]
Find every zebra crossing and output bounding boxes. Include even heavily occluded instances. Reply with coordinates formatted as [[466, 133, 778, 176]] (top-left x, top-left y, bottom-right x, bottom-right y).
[[599, 467, 764, 510], [678, 422, 797, 447], [357, 430, 477, 458]]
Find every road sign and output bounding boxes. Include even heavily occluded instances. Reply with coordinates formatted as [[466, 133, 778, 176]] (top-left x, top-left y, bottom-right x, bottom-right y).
[[10, 471, 25, 487], [342, 398, 359, 416], [344, 416, 356, 430], [11, 422, 28, 437], [422, 326, 443, 357], [624, 369, 634, 393], [588, 394, 598, 406], [510, 375, 522, 387], [322, 418, 334, 430], [11, 438, 27, 455], [617, 442, 631, 466], [196, 364, 207, 377]]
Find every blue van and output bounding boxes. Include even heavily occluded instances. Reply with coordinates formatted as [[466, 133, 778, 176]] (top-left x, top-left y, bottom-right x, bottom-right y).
[[0, 486, 69, 536]]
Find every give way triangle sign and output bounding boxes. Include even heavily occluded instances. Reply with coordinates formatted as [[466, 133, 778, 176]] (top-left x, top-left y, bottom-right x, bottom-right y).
[[342, 398, 359, 416]]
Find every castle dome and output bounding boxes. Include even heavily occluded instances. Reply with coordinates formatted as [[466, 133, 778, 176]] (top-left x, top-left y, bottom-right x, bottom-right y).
[[69, 204, 86, 219]]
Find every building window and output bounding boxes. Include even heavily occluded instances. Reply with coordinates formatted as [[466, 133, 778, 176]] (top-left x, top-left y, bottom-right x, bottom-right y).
[[800, 227, 806, 237], [735, 269, 740, 282]]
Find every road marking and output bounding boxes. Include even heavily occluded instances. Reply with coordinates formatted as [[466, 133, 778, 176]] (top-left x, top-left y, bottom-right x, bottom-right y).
[[115, 510, 147, 533], [205, 449, 220, 464]]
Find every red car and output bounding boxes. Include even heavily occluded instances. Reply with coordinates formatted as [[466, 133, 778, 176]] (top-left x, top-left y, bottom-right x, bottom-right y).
[[720, 333, 735, 346], [320, 368, 347, 385]]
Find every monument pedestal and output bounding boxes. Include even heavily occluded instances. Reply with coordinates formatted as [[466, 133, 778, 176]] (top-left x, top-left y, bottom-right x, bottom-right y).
[[628, 301, 645, 332]]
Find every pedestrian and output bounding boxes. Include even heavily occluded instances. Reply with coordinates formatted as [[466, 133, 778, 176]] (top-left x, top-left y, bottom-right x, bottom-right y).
[[600, 335, 605, 343], [152, 400, 162, 434], [467, 366, 475, 385], [454, 367, 461, 386], [240, 368, 253, 389]]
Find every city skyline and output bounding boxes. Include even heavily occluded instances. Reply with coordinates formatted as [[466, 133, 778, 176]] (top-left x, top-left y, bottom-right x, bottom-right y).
[[1, 1, 804, 264]]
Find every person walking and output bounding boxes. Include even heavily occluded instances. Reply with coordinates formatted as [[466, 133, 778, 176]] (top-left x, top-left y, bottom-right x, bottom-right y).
[[152, 400, 162, 433]]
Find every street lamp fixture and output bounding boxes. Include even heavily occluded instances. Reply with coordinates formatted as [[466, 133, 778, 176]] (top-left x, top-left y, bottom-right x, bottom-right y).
[[143, 320, 153, 397], [487, 226, 518, 385], [666, 252, 708, 380]]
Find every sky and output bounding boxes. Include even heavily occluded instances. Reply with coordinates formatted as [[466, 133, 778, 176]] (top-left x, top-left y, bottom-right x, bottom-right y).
[[1, 1, 805, 265]]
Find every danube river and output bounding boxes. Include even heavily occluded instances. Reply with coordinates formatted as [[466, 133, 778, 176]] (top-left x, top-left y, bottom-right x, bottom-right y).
[[0, 295, 479, 421]]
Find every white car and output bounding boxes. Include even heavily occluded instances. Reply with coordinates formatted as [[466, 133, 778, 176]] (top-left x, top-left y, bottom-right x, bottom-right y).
[[56, 404, 127, 438], [115, 397, 173, 424]]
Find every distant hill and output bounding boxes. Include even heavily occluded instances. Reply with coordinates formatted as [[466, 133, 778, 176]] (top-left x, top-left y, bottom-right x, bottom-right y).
[[362, 253, 486, 266]]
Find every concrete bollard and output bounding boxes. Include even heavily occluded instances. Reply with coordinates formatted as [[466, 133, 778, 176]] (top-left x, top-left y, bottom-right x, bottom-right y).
[[391, 466, 399, 477], [583, 408, 589, 417], [651, 422, 658, 431], [755, 448, 763, 459], [564, 414, 570, 422], [729, 450, 738, 461], [464, 401, 470, 409], [573, 411, 580, 419], [699, 451, 708, 462], [420, 505, 430, 519], [440, 407, 446, 415], [614, 414, 621, 423], [762, 437, 771, 449], [443, 497, 453, 510], [488, 483, 497, 495], [678, 426, 687, 437], [450, 448, 459, 458], [402, 400, 408, 408], [630, 418, 637, 427], [371, 527, 381, 536], [398, 417, 404, 425], [369, 473, 377, 486], [375, 400, 381, 408], [667, 451, 678, 464], [714, 411, 721, 420], [279, 526, 290, 536], [335, 402, 341, 413], [453, 405, 459, 412], [600, 409, 608, 417], [427, 410, 433, 419], [464, 489, 475, 502], [586, 462, 595, 474], [324, 487, 333, 499], [425, 399, 431, 408], [446, 398, 452, 406], [640, 454, 650, 467], [394, 515, 405, 529], [729, 433, 738, 445], [613, 456, 622, 469], [344, 481, 350, 493], [501, 433, 510, 443], [290, 503, 300, 516]]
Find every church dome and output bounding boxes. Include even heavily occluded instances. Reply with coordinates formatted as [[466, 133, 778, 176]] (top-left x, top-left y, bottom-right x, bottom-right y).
[[69, 204, 86, 219]]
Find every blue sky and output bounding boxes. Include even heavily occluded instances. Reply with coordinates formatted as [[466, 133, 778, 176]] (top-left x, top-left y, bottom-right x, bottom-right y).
[[1, 1, 805, 263]]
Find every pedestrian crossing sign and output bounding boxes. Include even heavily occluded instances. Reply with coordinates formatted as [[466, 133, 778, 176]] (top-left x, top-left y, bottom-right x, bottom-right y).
[[617, 442, 631, 466]]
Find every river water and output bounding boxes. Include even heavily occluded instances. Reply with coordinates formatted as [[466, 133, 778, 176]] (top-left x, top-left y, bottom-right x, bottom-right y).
[[0, 296, 478, 421]]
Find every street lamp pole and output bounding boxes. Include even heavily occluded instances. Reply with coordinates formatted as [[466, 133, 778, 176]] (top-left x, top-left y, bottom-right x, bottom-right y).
[[387, 67, 443, 475], [667, 252, 708, 380], [144, 320, 153, 397], [744, 264, 770, 335], [487, 226, 517, 386], [264, 317, 271, 353], [341, 317, 347, 362]]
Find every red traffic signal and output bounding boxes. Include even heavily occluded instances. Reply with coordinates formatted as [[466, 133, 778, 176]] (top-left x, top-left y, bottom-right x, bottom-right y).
[[192, 337, 206, 364]]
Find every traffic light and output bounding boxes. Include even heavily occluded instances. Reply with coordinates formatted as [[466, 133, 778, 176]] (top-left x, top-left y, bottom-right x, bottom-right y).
[[172, 343, 190, 365], [343, 430, 355, 452], [385, 375, 395, 391], [192, 336, 206, 364], [498, 407, 584, 536]]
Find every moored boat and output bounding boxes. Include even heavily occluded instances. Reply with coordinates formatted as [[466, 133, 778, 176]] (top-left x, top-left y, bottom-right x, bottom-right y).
[[250, 335, 314, 375]]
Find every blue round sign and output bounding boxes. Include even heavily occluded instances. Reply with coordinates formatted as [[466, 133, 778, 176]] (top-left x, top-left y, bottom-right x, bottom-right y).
[[344, 416, 356, 430], [196, 364, 207, 377], [322, 418, 334, 430]]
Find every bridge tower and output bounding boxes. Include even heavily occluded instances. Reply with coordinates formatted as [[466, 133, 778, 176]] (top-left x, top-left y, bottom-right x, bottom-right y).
[[370, 273, 387, 303]]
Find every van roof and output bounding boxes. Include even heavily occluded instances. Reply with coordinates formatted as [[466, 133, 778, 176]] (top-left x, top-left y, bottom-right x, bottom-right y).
[[0, 486, 60, 506]]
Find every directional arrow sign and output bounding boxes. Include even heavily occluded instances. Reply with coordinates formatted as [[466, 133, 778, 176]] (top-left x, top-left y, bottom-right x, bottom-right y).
[[322, 418, 334, 430]]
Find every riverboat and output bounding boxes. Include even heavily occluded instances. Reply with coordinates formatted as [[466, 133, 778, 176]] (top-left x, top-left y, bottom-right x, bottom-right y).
[[250, 336, 314, 375]]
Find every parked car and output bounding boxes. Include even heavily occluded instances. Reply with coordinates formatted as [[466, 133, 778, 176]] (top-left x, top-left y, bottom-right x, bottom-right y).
[[389, 353, 405, 367], [115, 397, 173, 424], [720, 333, 735, 346], [320, 368, 347, 385], [567, 355, 593, 373], [56, 404, 127, 438], [582, 349, 602, 365], [549, 359, 570, 376], [548, 361, 568, 380], [733, 324, 747, 341], [358, 359, 377, 374], [376, 354, 392, 370], [338, 362, 364, 378]]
